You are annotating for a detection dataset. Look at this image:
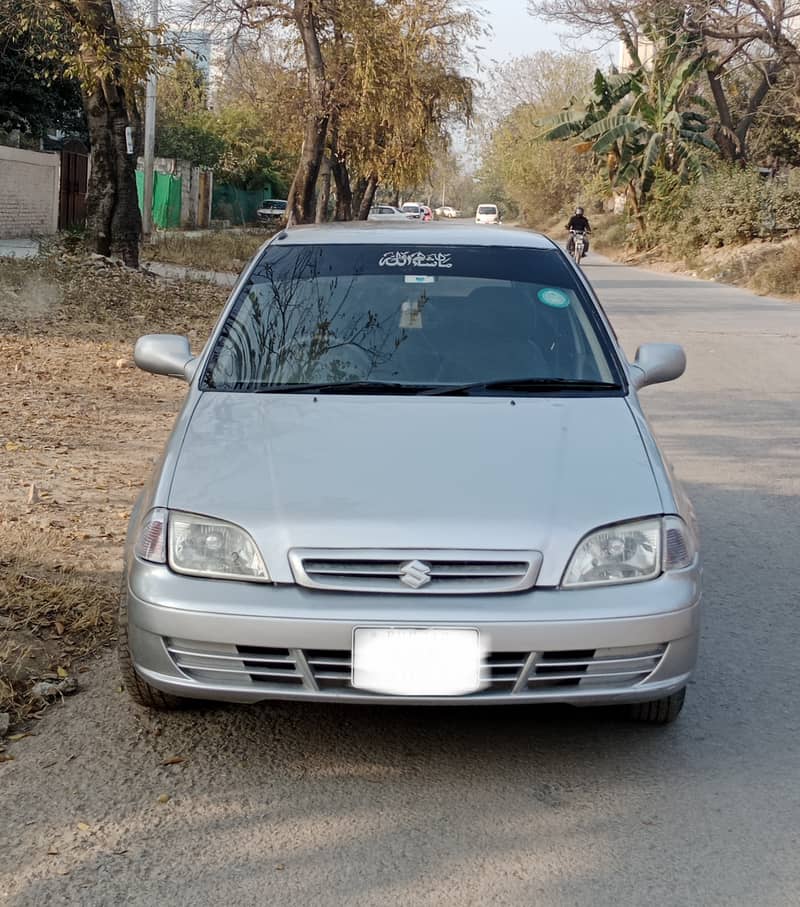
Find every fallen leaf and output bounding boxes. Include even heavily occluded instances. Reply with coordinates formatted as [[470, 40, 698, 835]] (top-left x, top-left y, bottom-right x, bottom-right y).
[[275, 864, 285, 871], [111, 848, 128, 855], [162, 756, 184, 766], [156, 793, 170, 804], [54, 621, 65, 636], [0, 754, 14, 762], [47, 848, 59, 855], [8, 733, 32, 742], [77, 822, 91, 832], [5, 441, 19, 451], [57, 666, 69, 679]]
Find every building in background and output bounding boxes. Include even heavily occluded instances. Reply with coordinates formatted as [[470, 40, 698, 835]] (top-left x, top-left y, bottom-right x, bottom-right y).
[[619, 36, 656, 71]]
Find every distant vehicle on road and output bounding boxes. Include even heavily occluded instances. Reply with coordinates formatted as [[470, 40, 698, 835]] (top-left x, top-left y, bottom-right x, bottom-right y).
[[436, 206, 460, 218], [256, 199, 288, 224], [401, 202, 423, 219], [122, 223, 700, 725], [475, 203, 501, 225], [368, 205, 415, 222]]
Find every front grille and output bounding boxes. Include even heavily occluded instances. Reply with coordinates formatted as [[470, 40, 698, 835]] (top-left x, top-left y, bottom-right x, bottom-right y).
[[288, 548, 542, 594], [166, 639, 666, 695]]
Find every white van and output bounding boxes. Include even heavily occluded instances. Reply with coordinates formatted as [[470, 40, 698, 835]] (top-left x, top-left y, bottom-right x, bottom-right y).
[[475, 203, 500, 224]]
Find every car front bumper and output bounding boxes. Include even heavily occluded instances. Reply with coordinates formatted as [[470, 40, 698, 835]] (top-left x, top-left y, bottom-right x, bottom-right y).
[[125, 561, 701, 706]]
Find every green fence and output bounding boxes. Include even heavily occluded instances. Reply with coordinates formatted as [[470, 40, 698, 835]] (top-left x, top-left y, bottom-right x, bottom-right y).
[[136, 171, 182, 229], [211, 185, 272, 225]]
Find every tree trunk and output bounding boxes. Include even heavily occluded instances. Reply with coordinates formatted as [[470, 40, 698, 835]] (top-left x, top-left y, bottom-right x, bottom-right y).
[[735, 62, 780, 162], [71, 0, 141, 266], [331, 153, 353, 220], [315, 154, 331, 223], [357, 172, 379, 220], [351, 176, 368, 220], [707, 68, 740, 163], [288, 0, 329, 224], [627, 184, 646, 231]]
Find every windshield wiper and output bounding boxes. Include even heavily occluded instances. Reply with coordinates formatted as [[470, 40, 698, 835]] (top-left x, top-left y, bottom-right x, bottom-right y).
[[422, 377, 622, 396], [252, 380, 440, 395]]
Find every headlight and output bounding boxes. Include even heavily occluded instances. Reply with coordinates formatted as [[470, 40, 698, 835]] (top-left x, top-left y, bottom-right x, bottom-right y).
[[563, 518, 661, 587], [168, 512, 270, 582]]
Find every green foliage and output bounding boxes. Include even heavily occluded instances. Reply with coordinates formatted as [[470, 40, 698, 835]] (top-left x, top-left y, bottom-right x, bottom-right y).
[[635, 167, 800, 256], [541, 62, 716, 218], [0, 30, 86, 140], [157, 115, 226, 168], [155, 59, 292, 193]]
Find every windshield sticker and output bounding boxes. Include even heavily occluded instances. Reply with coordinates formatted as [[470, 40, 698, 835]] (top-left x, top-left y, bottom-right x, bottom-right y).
[[404, 274, 436, 284], [379, 251, 453, 269], [399, 300, 424, 329], [537, 287, 571, 308]]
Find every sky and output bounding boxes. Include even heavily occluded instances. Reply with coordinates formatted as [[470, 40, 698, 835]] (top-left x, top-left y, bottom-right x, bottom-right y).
[[474, 0, 565, 63]]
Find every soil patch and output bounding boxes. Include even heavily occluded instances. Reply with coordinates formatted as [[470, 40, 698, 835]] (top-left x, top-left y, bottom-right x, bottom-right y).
[[0, 250, 225, 725]]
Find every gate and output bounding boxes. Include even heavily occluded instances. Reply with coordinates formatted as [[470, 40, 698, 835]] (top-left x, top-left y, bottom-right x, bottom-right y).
[[58, 140, 89, 230]]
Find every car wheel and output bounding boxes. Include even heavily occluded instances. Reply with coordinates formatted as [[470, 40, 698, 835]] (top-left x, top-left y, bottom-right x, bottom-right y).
[[628, 687, 686, 725], [117, 573, 189, 710]]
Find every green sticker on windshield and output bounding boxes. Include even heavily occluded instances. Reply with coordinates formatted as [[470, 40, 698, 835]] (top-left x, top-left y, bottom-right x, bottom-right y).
[[537, 287, 571, 308]]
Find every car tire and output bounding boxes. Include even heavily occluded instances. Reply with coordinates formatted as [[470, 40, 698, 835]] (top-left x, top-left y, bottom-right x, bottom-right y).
[[117, 574, 189, 710], [628, 687, 686, 725]]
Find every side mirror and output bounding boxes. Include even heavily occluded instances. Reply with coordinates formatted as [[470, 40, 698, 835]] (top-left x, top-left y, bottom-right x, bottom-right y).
[[134, 334, 198, 382], [630, 343, 686, 390]]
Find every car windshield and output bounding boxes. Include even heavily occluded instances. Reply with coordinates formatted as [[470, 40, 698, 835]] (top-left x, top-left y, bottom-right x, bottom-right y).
[[478, 206, 497, 215], [202, 243, 622, 393]]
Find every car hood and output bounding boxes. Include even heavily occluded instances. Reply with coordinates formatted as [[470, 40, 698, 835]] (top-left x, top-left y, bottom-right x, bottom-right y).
[[168, 394, 662, 585]]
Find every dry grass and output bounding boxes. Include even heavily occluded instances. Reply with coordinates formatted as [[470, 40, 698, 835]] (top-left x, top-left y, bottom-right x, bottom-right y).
[[0, 527, 117, 720], [749, 238, 800, 297], [0, 246, 225, 723], [140, 228, 274, 273]]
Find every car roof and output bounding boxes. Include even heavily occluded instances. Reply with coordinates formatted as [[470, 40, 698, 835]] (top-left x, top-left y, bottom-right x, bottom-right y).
[[274, 223, 556, 250]]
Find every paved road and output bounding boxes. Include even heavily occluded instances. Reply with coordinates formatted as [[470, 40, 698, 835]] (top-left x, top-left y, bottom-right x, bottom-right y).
[[3, 254, 800, 906]]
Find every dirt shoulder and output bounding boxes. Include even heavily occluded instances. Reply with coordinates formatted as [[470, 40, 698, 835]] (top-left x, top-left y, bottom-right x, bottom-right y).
[[0, 250, 225, 731], [593, 232, 800, 302]]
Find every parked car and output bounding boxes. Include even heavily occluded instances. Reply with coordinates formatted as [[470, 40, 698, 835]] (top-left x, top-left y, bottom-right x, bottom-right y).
[[475, 203, 501, 224], [368, 205, 415, 222], [436, 206, 459, 218], [420, 205, 433, 222], [256, 199, 288, 224], [122, 223, 700, 724], [401, 202, 423, 219]]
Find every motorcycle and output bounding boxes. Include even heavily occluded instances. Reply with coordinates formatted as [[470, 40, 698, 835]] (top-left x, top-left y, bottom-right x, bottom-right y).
[[570, 229, 588, 265]]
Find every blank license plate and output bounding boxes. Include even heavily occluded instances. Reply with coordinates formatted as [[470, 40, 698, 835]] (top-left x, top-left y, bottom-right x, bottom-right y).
[[352, 627, 482, 696]]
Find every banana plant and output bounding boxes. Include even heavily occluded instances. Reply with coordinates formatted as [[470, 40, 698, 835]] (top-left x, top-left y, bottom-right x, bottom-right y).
[[541, 54, 718, 225]]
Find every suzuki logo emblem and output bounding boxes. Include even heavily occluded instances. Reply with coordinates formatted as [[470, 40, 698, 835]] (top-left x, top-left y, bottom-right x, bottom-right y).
[[399, 559, 432, 589]]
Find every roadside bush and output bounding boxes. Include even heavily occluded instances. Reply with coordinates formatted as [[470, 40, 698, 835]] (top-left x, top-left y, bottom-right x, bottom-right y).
[[750, 238, 800, 296]]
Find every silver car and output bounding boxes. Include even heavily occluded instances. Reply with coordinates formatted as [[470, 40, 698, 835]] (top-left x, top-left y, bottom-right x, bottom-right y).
[[368, 205, 416, 222], [121, 224, 701, 724]]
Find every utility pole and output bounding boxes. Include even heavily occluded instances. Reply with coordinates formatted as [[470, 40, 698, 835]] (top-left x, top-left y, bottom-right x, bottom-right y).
[[142, 0, 159, 237]]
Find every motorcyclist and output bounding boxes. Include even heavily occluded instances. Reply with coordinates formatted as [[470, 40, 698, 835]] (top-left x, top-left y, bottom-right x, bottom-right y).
[[566, 206, 591, 255]]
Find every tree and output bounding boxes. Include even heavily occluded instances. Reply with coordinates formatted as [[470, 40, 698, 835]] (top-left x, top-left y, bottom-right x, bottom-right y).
[[542, 59, 718, 224], [155, 56, 294, 192], [2, 0, 160, 266], [327, 0, 477, 219], [191, 0, 477, 221], [527, 0, 800, 164], [473, 51, 599, 224], [0, 28, 86, 144]]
